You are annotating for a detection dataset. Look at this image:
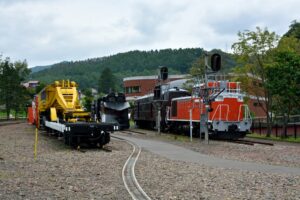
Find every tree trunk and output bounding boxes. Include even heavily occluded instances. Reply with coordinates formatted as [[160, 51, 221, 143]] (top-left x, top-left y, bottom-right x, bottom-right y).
[[266, 113, 272, 137], [6, 108, 10, 120], [281, 114, 288, 138]]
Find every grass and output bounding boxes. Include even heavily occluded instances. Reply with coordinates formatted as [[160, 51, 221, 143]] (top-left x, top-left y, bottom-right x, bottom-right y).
[[247, 133, 300, 143], [0, 110, 27, 119]]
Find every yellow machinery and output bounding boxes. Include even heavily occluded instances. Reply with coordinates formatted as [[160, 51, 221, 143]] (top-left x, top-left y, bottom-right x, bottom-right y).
[[34, 80, 118, 147], [37, 80, 89, 123]]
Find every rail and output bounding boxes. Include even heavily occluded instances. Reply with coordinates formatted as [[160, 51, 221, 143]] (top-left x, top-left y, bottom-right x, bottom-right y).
[[114, 135, 151, 200]]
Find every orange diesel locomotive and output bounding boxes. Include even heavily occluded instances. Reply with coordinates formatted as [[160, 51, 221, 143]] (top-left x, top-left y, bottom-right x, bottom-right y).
[[166, 80, 252, 139]]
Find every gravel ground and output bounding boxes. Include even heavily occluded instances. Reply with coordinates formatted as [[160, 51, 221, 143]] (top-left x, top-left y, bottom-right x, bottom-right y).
[[136, 150, 300, 200], [0, 123, 132, 200], [1, 124, 300, 200], [130, 129, 300, 168]]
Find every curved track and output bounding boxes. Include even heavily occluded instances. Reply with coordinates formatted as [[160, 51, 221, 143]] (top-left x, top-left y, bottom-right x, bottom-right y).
[[112, 135, 151, 200]]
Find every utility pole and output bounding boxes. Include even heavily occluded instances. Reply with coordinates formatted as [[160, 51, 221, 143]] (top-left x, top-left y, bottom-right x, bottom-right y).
[[154, 66, 168, 135], [203, 53, 210, 144], [200, 52, 221, 144]]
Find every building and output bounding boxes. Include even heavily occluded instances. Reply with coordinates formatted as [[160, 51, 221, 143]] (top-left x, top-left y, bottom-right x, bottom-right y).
[[22, 80, 39, 89], [123, 75, 188, 101]]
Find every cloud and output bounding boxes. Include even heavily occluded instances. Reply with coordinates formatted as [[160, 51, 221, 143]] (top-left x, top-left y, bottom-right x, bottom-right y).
[[0, 0, 299, 67]]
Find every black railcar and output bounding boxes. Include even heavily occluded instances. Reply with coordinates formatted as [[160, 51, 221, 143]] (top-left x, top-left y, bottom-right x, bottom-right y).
[[134, 86, 190, 131]]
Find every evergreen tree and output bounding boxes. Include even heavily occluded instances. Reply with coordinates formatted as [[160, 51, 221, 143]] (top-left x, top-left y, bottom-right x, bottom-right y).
[[82, 89, 94, 112], [98, 68, 116, 94], [0, 57, 30, 119], [284, 20, 300, 39]]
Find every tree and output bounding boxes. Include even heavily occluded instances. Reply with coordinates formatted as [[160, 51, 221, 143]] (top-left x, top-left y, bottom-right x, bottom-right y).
[[232, 27, 280, 137], [266, 50, 300, 113], [189, 56, 205, 77], [284, 20, 300, 39], [98, 68, 116, 94], [82, 89, 94, 112], [0, 57, 30, 119], [265, 34, 300, 137]]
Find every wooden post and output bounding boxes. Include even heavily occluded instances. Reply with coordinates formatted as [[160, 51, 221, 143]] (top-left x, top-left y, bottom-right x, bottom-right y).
[[34, 128, 38, 160]]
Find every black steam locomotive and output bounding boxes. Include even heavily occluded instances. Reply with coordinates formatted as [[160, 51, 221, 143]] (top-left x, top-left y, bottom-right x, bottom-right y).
[[134, 86, 190, 131], [92, 93, 130, 130]]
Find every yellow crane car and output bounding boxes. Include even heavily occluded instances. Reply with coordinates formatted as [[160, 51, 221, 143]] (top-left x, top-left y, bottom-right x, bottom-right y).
[[32, 80, 118, 147]]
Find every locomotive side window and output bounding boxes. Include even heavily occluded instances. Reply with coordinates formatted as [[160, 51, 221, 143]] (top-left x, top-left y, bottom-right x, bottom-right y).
[[172, 101, 177, 117]]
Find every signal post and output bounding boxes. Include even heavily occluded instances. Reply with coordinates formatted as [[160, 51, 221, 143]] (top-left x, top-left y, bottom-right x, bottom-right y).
[[201, 53, 221, 144]]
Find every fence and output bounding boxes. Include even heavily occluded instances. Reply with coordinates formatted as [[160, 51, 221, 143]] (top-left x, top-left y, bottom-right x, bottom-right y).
[[251, 115, 300, 138]]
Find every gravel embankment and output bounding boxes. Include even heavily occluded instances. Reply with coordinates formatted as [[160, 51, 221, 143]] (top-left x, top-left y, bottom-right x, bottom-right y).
[[0, 123, 132, 200], [129, 129, 300, 168], [136, 150, 300, 200]]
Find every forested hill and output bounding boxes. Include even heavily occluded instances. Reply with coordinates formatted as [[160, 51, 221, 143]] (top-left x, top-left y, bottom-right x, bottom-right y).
[[29, 48, 235, 90]]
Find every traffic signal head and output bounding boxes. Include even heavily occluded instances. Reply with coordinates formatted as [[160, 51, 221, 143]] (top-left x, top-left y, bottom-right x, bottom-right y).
[[211, 53, 221, 72], [160, 66, 168, 80]]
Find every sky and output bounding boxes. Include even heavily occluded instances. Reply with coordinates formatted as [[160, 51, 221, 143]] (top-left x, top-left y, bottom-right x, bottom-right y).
[[0, 0, 299, 68]]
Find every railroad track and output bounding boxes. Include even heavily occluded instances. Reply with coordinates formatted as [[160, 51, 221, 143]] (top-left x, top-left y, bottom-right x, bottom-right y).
[[230, 139, 274, 146], [121, 129, 147, 135], [111, 135, 151, 200]]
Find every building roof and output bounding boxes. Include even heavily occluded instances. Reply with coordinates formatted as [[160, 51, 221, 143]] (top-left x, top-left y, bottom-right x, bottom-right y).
[[123, 74, 188, 81]]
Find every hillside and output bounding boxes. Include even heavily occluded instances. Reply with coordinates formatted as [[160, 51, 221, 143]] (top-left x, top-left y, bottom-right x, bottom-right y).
[[29, 48, 235, 90]]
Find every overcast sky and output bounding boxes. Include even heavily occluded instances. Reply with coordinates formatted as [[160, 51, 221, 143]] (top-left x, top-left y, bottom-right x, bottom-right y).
[[0, 0, 299, 68]]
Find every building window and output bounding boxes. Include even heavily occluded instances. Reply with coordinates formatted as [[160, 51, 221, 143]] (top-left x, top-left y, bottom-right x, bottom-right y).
[[125, 86, 140, 94]]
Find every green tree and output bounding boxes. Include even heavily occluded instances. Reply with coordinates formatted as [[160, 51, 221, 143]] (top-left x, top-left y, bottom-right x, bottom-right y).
[[265, 34, 300, 138], [0, 57, 30, 119], [232, 27, 280, 137], [98, 68, 116, 94], [189, 56, 205, 77], [266, 50, 300, 115], [284, 20, 300, 39], [82, 89, 94, 112]]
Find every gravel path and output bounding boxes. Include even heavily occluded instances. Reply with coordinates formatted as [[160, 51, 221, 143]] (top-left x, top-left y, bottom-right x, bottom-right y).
[[136, 150, 300, 200], [129, 129, 300, 168], [0, 123, 132, 200]]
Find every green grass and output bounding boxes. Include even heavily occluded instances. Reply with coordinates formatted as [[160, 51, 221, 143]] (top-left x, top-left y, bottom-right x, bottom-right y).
[[247, 133, 300, 143], [0, 110, 27, 119]]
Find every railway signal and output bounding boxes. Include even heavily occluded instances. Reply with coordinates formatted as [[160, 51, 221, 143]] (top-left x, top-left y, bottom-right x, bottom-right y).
[[211, 53, 221, 72], [202, 53, 222, 144], [160, 66, 168, 81]]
